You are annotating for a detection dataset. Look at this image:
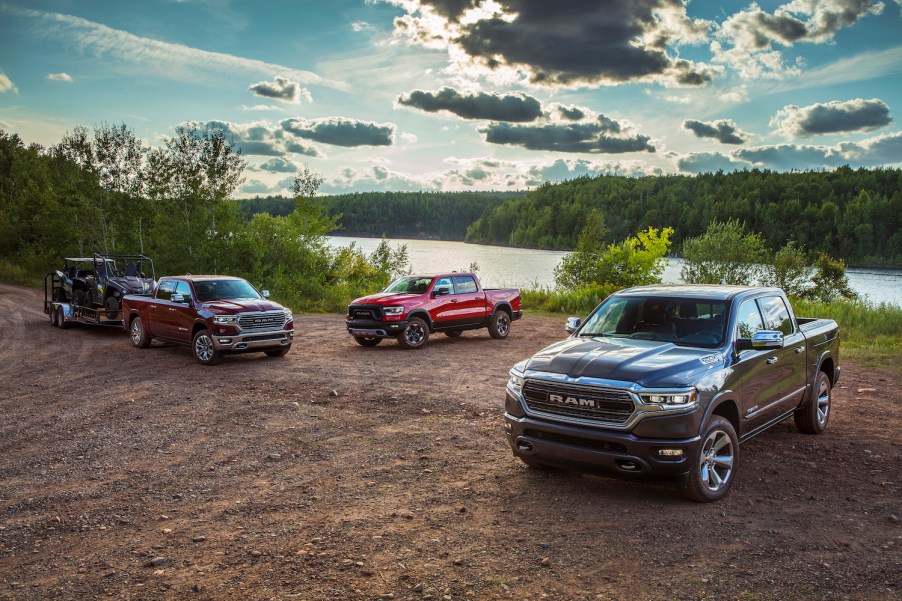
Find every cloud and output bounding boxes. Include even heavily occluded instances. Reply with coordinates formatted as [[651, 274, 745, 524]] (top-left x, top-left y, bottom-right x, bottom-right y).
[[240, 179, 272, 194], [0, 73, 17, 93], [771, 98, 892, 137], [554, 104, 586, 121], [764, 46, 902, 94], [281, 117, 395, 147], [352, 21, 374, 32], [683, 119, 750, 144], [248, 76, 311, 104], [713, 0, 885, 79], [400, 132, 418, 143], [385, 0, 713, 88], [677, 152, 751, 173], [46, 72, 73, 82], [240, 104, 286, 112], [0, 5, 347, 90], [479, 115, 654, 154], [257, 157, 298, 173], [397, 87, 543, 122], [186, 120, 321, 157]]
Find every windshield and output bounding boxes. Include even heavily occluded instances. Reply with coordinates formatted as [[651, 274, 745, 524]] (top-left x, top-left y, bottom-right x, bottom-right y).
[[578, 296, 729, 349], [193, 279, 263, 302], [383, 276, 433, 294]]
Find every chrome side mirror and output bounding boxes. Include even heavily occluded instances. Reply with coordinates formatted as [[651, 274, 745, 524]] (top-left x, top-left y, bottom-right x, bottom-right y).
[[261, 290, 270, 299], [171, 293, 185, 303], [565, 317, 582, 334], [751, 330, 784, 350]]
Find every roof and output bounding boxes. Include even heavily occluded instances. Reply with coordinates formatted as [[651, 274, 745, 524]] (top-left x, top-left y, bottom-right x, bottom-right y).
[[158, 275, 247, 282], [616, 284, 782, 301]]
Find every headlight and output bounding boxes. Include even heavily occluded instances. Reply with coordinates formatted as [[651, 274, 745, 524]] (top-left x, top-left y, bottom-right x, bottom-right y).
[[508, 368, 525, 393], [213, 315, 240, 325], [639, 389, 698, 407], [383, 306, 404, 315], [283, 308, 293, 322]]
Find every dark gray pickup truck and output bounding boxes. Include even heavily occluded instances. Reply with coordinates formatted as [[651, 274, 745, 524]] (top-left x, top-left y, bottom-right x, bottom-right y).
[[503, 285, 840, 502]]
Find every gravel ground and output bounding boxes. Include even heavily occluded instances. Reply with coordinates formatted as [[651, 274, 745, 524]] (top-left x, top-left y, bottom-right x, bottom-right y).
[[0, 282, 899, 600]]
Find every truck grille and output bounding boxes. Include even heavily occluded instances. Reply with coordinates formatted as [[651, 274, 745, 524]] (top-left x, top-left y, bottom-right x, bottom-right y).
[[522, 380, 635, 424], [348, 304, 384, 320], [238, 311, 286, 333]]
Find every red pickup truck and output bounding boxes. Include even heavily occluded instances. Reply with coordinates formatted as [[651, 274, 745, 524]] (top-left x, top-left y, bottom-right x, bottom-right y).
[[346, 273, 521, 349], [121, 275, 294, 365]]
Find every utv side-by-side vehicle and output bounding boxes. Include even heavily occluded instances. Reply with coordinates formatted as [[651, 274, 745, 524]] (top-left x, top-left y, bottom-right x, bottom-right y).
[[45, 254, 155, 328]]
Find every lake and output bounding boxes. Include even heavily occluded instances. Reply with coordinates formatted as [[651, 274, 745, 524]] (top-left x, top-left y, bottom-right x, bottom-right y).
[[327, 236, 902, 307]]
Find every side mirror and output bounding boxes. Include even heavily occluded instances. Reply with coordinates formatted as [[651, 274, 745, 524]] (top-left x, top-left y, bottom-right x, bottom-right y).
[[431, 288, 449, 297], [261, 290, 270, 299], [565, 317, 582, 334], [737, 330, 784, 351], [171, 293, 185, 303]]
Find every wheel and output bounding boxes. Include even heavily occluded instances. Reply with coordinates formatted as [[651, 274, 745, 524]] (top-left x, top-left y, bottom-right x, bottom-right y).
[[488, 310, 511, 339], [192, 330, 222, 365], [795, 370, 831, 434], [104, 296, 120, 320], [397, 317, 429, 349], [685, 416, 738, 502], [444, 330, 462, 338], [130, 316, 152, 348], [265, 346, 291, 357], [57, 307, 71, 329], [354, 335, 382, 347], [49, 306, 58, 327]]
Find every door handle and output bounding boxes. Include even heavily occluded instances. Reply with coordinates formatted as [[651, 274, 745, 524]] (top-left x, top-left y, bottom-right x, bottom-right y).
[[766, 357, 778, 365], [795, 346, 805, 353], [449, 299, 459, 303]]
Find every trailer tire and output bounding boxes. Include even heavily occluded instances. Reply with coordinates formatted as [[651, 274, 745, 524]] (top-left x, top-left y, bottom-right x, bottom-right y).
[[49, 306, 58, 327], [57, 307, 71, 329]]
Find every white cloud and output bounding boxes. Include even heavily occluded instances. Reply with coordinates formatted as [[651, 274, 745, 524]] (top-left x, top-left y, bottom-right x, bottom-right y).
[[0, 73, 18, 94], [400, 132, 418, 143], [0, 5, 348, 90], [46, 72, 73, 82], [240, 104, 286, 112], [352, 21, 374, 32]]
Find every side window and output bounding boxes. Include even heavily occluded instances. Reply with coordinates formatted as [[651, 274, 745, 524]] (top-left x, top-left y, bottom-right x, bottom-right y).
[[758, 296, 794, 335], [175, 281, 192, 302], [452, 276, 478, 294], [156, 280, 176, 301], [433, 277, 453, 295], [735, 299, 764, 339]]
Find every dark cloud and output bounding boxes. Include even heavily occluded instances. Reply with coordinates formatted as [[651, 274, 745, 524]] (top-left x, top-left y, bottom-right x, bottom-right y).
[[258, 157, 297, 173], [189, 120, 321, 157], [480, 115, 654, 153], [683, 119, 749, 145], [248, 76, 309, 104], [677, 152, 749, 173], [390, 0, 712, 87], [281, 117, 395, 147], [397, 87, 543, 122], [772, 98, 892, 137], [556, 105, 585, 121]]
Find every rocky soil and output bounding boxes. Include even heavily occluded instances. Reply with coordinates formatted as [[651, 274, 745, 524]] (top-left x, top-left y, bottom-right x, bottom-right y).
[[0, 282, 899, 600]]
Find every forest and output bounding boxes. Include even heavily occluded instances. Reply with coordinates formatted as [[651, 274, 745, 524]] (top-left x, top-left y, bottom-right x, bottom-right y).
[[465, 169, 902, 266], [240, 191, 521, 240]]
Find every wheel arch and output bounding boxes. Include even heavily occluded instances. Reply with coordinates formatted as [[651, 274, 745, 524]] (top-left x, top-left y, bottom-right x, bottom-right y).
[[406, 309, 432, 330], [192, 321, 210, 338], [817, 352, 836, 385], [492, 302, 513, 318], [701, 392, 740, 438]]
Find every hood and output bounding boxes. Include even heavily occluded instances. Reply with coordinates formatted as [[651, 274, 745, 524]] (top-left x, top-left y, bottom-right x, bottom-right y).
[[350, 292, 423, 305], [200, 298, 284, 314], [525, 337, 722, 388]]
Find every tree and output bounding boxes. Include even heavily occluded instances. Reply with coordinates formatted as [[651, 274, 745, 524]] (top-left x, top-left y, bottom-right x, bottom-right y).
[[808, 253, 856, 302], [761, 240, 811, 297], [681, 219, 766, 285], [554, 210, 608, 288]]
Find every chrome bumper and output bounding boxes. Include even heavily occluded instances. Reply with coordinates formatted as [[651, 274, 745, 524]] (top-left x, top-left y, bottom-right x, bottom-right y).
[[212, 329, 294, 351]]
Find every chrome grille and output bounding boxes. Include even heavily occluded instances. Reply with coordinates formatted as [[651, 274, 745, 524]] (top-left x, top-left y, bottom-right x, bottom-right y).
[[238, 311, 286, 333], [522, 379, 635, 424]]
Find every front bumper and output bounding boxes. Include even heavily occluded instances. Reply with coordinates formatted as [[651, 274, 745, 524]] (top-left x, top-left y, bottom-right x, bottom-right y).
[[503, 409, 700, 480], [212, 329, 294, 351], [346, 318, 406, 338]]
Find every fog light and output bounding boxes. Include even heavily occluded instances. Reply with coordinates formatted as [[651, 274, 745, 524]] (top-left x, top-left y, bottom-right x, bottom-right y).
[[218, 338, 232, 344], [657, 449, 684, 457]]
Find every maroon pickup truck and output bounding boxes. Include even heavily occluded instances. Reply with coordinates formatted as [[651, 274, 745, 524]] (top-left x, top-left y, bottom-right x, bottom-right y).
[[346, 273, 521, 349], [121, 275, 294, 365]]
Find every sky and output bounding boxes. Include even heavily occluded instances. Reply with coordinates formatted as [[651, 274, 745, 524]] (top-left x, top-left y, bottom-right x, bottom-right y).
[[1, 0, 901, 196]]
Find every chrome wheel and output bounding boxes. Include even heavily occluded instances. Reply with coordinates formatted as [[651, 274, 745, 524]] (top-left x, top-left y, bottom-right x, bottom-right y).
[[496, 313, 510, 336], [131, 319, 143, 346], [404, 322, 425, 346], [816, 377, 830, 427], [194, 333, 215, 362], [699, 429, 734, 493]]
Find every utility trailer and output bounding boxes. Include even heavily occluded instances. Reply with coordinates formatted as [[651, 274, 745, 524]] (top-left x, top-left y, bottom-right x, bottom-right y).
[[45, 254, 155, 329]]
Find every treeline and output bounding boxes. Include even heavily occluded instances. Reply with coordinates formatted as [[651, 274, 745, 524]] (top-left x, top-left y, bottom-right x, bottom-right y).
[[0, 127, 407, 311], [465, 169, 902, 265], [241, 191, 521, 240]]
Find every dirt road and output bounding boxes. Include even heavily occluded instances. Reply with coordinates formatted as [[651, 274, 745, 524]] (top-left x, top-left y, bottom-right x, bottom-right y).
[[0, 283, 899, 600]]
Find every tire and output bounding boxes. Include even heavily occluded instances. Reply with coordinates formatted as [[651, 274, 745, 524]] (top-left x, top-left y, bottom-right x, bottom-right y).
[[354, 336, 382, 347], [130, 316, 152, 348], [192, 330, 222, 365], [50, 306, 58, 327], [57, 307, 71, 329], [795, 370, 831, 434], [104, 296, 120, 320], [685, 416, 738, 503], [488, 310, 511, 339], [444, 330, 462, 338], [397, 317, 429, 349], [73, 289, 86, 308], [265, 346, 291, 357]]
